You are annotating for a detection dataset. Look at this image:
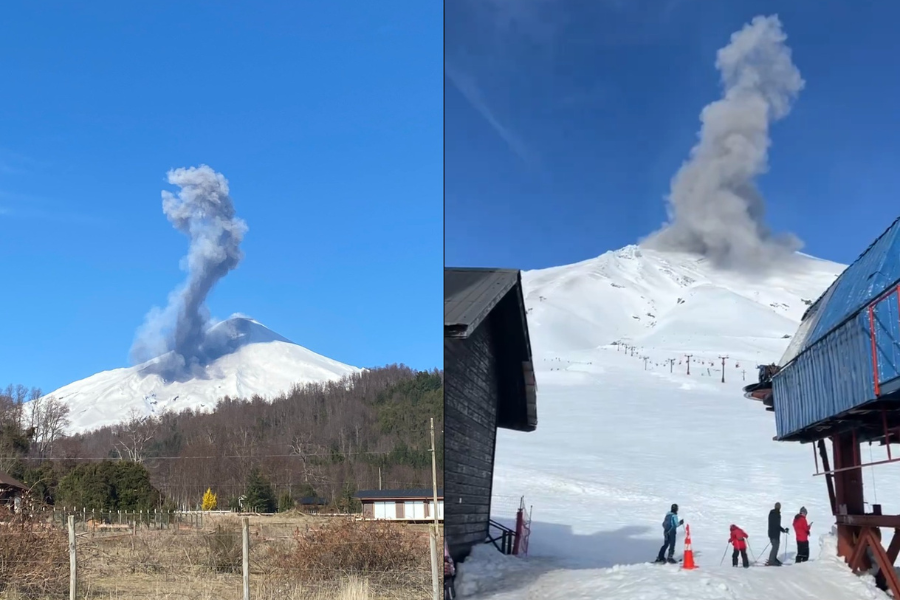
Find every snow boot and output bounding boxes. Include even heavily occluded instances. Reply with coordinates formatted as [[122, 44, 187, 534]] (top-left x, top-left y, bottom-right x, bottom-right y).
[[666, 558, 678, 564]]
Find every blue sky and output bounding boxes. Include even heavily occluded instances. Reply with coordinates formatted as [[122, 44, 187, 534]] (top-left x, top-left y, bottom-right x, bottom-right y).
[[0, 2, 441, 393], [446, 0, 900, 270]]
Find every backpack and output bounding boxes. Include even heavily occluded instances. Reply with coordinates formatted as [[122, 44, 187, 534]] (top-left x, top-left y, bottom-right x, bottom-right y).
[[662, 513, 671, 531]]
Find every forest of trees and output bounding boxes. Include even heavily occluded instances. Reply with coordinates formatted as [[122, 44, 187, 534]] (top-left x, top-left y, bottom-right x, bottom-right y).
[[0, 365, 443, 511]]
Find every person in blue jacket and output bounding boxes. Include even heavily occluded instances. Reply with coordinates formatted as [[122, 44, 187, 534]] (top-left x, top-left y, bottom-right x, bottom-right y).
[[655, 503, 684, 563]]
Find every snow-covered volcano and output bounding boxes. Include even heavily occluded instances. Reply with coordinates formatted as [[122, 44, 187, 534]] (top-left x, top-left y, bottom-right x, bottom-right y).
[[456, 247, 900, 599], [45, 316, 360, 434], [522, 245, 844, 364]]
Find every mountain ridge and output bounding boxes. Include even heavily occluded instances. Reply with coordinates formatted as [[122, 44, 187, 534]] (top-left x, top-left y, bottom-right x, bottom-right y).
[[43, 315, 360, 434], [521, 245, 845, 365]]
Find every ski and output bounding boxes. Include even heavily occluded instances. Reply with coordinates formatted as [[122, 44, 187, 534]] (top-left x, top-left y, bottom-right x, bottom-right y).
[[650, 558, 683, 565]]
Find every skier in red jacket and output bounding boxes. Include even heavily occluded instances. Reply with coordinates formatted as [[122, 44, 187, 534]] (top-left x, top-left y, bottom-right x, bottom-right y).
[[793, 507, 811, 563], [729, 524, 750, 568]]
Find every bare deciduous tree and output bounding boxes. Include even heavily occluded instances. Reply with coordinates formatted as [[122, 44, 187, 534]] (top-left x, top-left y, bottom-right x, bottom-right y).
[[27, 395, 70, 458], [112, 409, 157, 463]]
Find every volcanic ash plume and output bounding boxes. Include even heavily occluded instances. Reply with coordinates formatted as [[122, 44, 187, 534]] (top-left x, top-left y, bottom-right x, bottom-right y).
[[642, 15, 805, 270], [131, 165, 248, 378]]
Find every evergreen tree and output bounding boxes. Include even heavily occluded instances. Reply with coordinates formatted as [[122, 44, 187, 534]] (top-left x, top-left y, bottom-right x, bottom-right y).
[[57, 461, 160, 511], [277, 491, 294, 512], [243, 468, 276, 513], [337, 480, 361, 513]]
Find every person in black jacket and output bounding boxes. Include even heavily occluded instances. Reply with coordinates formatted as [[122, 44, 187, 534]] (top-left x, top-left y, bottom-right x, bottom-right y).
[[767, 502, 790, 566]]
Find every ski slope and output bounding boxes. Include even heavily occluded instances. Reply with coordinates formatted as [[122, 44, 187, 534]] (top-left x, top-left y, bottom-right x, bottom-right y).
[[43, 316, 360, 433], [457, 246, 899, 599]]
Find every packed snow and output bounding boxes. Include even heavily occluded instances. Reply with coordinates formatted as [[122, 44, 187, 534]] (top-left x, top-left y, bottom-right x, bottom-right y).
[[456, 535, 889, 599], [457, 246, 900, 599], [44, 316, 360, 433]]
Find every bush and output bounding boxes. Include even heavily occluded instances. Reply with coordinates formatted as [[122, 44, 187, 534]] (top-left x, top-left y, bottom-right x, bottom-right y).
[[205, 524, 242, 573], [0, 506, 68, 598], [277, 518, 424, 581]]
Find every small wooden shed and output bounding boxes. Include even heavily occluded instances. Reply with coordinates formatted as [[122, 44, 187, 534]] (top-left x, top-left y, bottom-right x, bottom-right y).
[[0, 469, 27, 513], [444, 268, 538, 562], [356, 489, 444, 521], [298, 496, 328, 514]]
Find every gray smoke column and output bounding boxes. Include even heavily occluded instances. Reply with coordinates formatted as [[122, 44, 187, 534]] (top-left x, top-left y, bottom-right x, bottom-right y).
[[642, 15, 804, 270], [131, 165, 248, 378]]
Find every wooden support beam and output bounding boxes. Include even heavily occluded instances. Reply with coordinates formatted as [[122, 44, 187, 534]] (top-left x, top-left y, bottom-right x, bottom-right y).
[[868, 531, 900, 598], [846, 527, 870, 573], [818, 432, 900, 597], [887, 528, 900, 565], [832, 433, 866, 563], [818, 439, 836, 515], [837, 514, 900, 528]]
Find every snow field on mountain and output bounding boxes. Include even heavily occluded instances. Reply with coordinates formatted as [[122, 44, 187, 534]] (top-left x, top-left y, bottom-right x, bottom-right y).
[[523, 246, 841, 360], [456, 247, 900, 599]]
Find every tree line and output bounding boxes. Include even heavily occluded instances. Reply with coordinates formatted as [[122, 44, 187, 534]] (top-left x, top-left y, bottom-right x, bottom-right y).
[[0, 365, 443, 512]]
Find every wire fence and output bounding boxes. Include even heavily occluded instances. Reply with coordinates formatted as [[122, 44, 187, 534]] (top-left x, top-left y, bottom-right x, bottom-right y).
[[1, 510, 442, 600]]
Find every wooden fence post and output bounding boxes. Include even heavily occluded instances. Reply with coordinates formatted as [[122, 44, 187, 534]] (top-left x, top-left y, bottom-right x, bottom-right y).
[[429, 416, 441, 600], [68, 515, 77, 600], [242, 517, 250, 600], [429, 528, 440, 600]]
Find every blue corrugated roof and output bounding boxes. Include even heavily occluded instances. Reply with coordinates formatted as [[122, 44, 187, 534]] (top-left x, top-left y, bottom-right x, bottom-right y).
[[774, 216, 900, 439], [774, 312, 876, 438], [791, 217, 900, 358]]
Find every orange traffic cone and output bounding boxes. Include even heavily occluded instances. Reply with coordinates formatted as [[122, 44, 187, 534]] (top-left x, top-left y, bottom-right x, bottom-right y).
[[682, 524, 697, 570]]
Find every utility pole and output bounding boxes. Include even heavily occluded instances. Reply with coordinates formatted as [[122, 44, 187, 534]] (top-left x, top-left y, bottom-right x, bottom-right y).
[[667, 358, 675, 373], [719, 355, 729, 383], [685, 354, 693, 375], [742, 369, 746, 381], [643, 356, 649, 370], [429, 417, 440, 600]]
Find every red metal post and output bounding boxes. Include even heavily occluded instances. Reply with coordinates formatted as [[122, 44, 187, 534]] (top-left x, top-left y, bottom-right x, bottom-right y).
[[869, 305, 881, 397], [818, 439, 836, 515], [814, 455, 900, 477], [512, 508, 523, 556]]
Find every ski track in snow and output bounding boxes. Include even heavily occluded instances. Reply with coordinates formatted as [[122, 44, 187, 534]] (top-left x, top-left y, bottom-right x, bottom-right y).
[[457, 246, 897, 599]]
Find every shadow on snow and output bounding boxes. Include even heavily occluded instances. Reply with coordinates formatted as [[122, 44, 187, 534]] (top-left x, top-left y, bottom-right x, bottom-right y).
[[460, 521, 705, 598]]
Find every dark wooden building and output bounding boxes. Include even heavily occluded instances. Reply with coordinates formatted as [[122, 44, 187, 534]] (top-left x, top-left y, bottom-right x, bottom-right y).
[[297, 496, 328, 514], [444, 268, 537, 562], [0, 469, 27, 513]]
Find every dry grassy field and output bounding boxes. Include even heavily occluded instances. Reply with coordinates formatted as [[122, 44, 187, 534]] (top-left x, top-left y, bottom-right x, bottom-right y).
[[1, 511, 440, 600]]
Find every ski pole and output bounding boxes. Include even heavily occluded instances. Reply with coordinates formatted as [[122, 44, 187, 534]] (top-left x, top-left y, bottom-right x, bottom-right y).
[[720, 542, 731, 566], [783, 532, 788, 563], [755, 542, 770, 563]]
